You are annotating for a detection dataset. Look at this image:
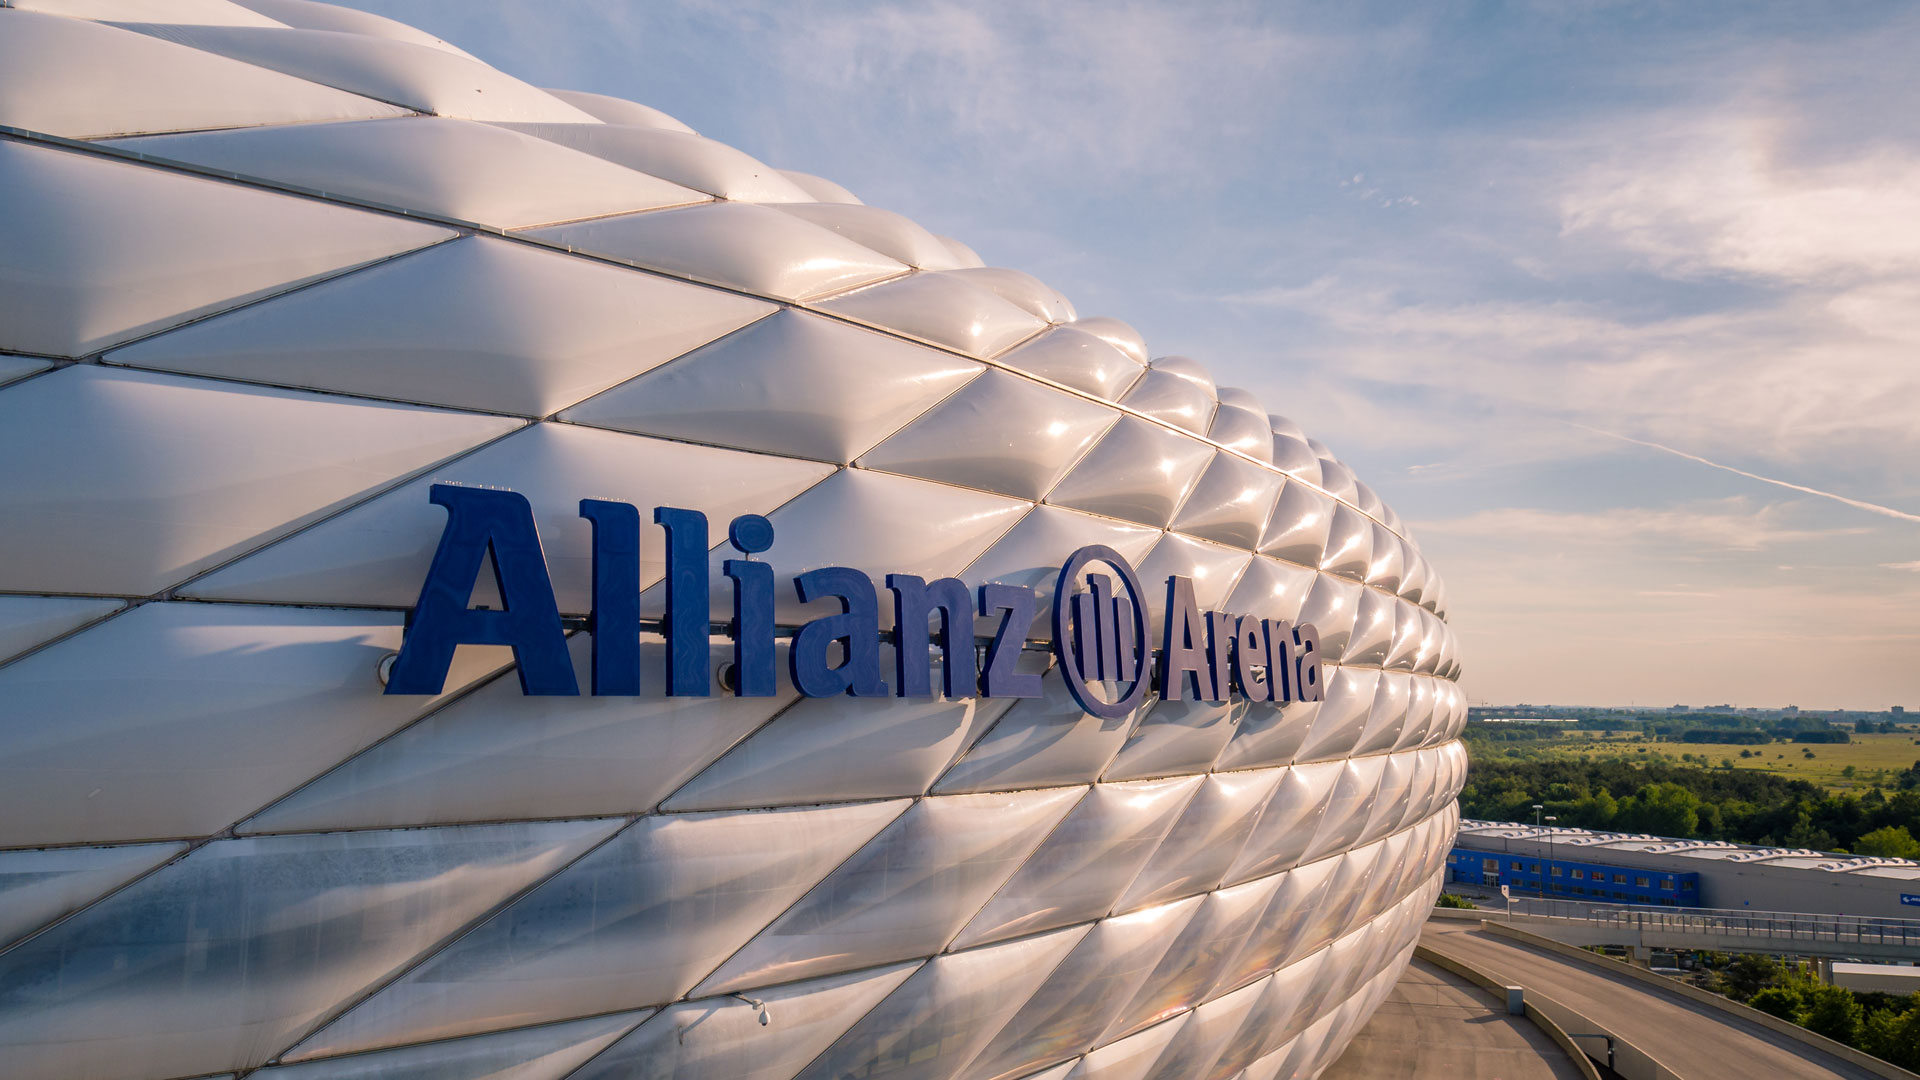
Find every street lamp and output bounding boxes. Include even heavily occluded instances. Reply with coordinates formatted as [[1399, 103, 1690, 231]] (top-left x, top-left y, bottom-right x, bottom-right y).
[[1529, 805, 1545, 901], [1545, 815, 1558, 904]]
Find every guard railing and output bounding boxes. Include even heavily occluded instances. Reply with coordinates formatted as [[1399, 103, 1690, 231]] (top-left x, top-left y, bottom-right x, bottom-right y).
[[1507, 897, 1920, 949]]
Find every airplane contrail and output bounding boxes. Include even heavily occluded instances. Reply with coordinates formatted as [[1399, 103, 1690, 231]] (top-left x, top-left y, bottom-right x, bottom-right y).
[[1570, 422, 1920, 525]]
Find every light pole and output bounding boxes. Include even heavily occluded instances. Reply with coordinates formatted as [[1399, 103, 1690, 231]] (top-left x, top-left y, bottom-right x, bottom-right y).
[[1529, 804, 1545, 903], [1545, 815, 1558, 906]]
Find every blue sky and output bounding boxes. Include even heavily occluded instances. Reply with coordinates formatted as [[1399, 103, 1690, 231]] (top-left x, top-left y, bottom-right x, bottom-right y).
[[344, 0, 1919, 710]]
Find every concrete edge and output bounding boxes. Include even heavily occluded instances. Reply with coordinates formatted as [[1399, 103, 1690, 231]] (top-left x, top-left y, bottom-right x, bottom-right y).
[[1483, 921, 1920, 1080], [1428, 906, 1488, 921], [1412, 943, 1606, 1080]]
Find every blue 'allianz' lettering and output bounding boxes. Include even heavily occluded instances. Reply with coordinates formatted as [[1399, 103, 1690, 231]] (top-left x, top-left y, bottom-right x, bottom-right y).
[[385, 485, 1323, 715]]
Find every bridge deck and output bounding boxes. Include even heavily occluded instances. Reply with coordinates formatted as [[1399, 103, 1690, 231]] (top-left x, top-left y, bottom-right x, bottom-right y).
[[1421, 920, 1889, 1080], [1323, 956, 1585, 1080]]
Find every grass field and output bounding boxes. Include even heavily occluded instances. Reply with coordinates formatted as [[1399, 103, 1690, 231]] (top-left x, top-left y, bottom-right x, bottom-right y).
[[1481, 730, 1920, 794]]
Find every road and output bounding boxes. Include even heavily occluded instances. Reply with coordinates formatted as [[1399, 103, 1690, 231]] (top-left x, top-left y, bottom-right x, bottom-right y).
[[1421, 920, 1888, 1080], [1323, 956, 1586, 1080]]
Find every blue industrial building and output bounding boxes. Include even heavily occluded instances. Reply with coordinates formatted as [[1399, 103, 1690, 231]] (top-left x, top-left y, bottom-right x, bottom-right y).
[[1450, 847, 1700, 906]]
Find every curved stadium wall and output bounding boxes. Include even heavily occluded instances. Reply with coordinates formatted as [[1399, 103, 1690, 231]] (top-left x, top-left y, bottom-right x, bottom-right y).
[[0, 3, 1467, 1079]]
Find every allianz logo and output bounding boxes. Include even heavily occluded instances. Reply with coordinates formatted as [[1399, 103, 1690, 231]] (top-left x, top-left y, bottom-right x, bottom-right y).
[[385, 484, 1325, 720]]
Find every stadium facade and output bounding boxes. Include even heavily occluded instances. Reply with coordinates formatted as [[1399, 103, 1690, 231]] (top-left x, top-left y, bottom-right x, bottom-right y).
[[0, 3, 1466, 1079]]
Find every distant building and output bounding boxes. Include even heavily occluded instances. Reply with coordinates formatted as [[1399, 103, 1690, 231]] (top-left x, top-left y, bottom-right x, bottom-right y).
[[1453, 821, 1920, 918], [1451, 848, 1698, 906]]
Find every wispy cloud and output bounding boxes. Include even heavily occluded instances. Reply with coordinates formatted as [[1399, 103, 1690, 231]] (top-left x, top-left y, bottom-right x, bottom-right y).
[[1559, 118, 1920, 285], [1571, 424, 1920, 526], [739, 0, 1314, 188], [1416, 500, 1868, 553], [1225, 102, 1920, 500]]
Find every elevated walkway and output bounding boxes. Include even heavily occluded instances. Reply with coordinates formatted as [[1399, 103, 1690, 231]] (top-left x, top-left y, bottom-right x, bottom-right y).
[[1502, 898, 1920, 963]]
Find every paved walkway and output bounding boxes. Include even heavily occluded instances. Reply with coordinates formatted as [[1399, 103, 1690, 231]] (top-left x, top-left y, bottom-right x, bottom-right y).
[[1422, 920, 1888, 1080], [1323, 956, 1585, 1080]]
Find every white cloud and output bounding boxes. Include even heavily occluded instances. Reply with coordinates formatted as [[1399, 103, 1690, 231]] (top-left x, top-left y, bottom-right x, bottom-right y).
[[1560, 120, 1920, 285], [1228, 111, 1920, 484], [746, 0, 1309, 185], [1415, 500, 1867, 553]]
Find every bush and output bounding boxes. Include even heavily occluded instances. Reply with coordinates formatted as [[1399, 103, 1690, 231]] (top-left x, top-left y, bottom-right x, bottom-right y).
[[1802, 984, 1866, 1045], [1722, 954, 1790, 1001], [1435, 893, 1477, 909], [1855, 826, 1920, 859], [1794, 730, 1851, 744], [1682, 729, 1768, 744], [1749, 986, 1806, 1022], [1862, 1006, 1920, 1071]]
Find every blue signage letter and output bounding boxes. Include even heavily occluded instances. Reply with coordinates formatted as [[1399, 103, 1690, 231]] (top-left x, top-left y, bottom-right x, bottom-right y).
[[1292, 622, 1324, 703], [723, 514, 777, 696], [386, 484, 577, 696], [887, 574, 976, 699], [1158, 575, 1207, 701], [791, 567, 888, 697], [655, 507, 711, 697], [1203, 611, 1233, 703], [579, 499, 640, 696], [978, 583, 1043, 698], [1231, 614, 1270, 702], [1265, 618, 1295, 702]]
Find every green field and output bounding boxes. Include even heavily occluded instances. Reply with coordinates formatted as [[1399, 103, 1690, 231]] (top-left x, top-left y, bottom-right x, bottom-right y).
[[1484, 730, 1920, 794]]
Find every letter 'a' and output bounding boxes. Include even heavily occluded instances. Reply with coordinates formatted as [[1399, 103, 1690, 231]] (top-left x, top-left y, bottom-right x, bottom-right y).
[[385, 484, 577, 696]]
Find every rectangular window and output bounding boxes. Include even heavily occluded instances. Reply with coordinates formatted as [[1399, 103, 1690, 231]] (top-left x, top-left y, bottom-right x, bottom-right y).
[[1636, 876, 1651, 888], [1511, 861, 1523, 871], [1550, 866, 1563, 877], [1571, 869, 1585, 880], [1483, 858, 1498, 871], [1612, 874, 1627, 884]]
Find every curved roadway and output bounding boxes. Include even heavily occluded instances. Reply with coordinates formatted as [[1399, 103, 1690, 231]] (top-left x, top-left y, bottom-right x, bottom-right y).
[[1421, 920, 1889, 1080], [1324, 956, 1585, 1080]]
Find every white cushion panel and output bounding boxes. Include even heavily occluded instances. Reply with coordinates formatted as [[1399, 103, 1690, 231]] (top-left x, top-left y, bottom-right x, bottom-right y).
[[109, 118, 706, 229], [562, 308, 982, 464], [289, 800, 907, 1058], [0, 602, 513, 846], [110, 236, 773, 416], [526, 201, 908, 301], [0, 10, 409, 139], [0, 366, 518, 596], [0, 140, 452, 358]]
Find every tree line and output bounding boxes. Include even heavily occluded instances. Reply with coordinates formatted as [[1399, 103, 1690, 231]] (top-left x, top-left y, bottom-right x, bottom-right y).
[[1461, 757, 1920, 856], [1709, 953, 1920, 1068]]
